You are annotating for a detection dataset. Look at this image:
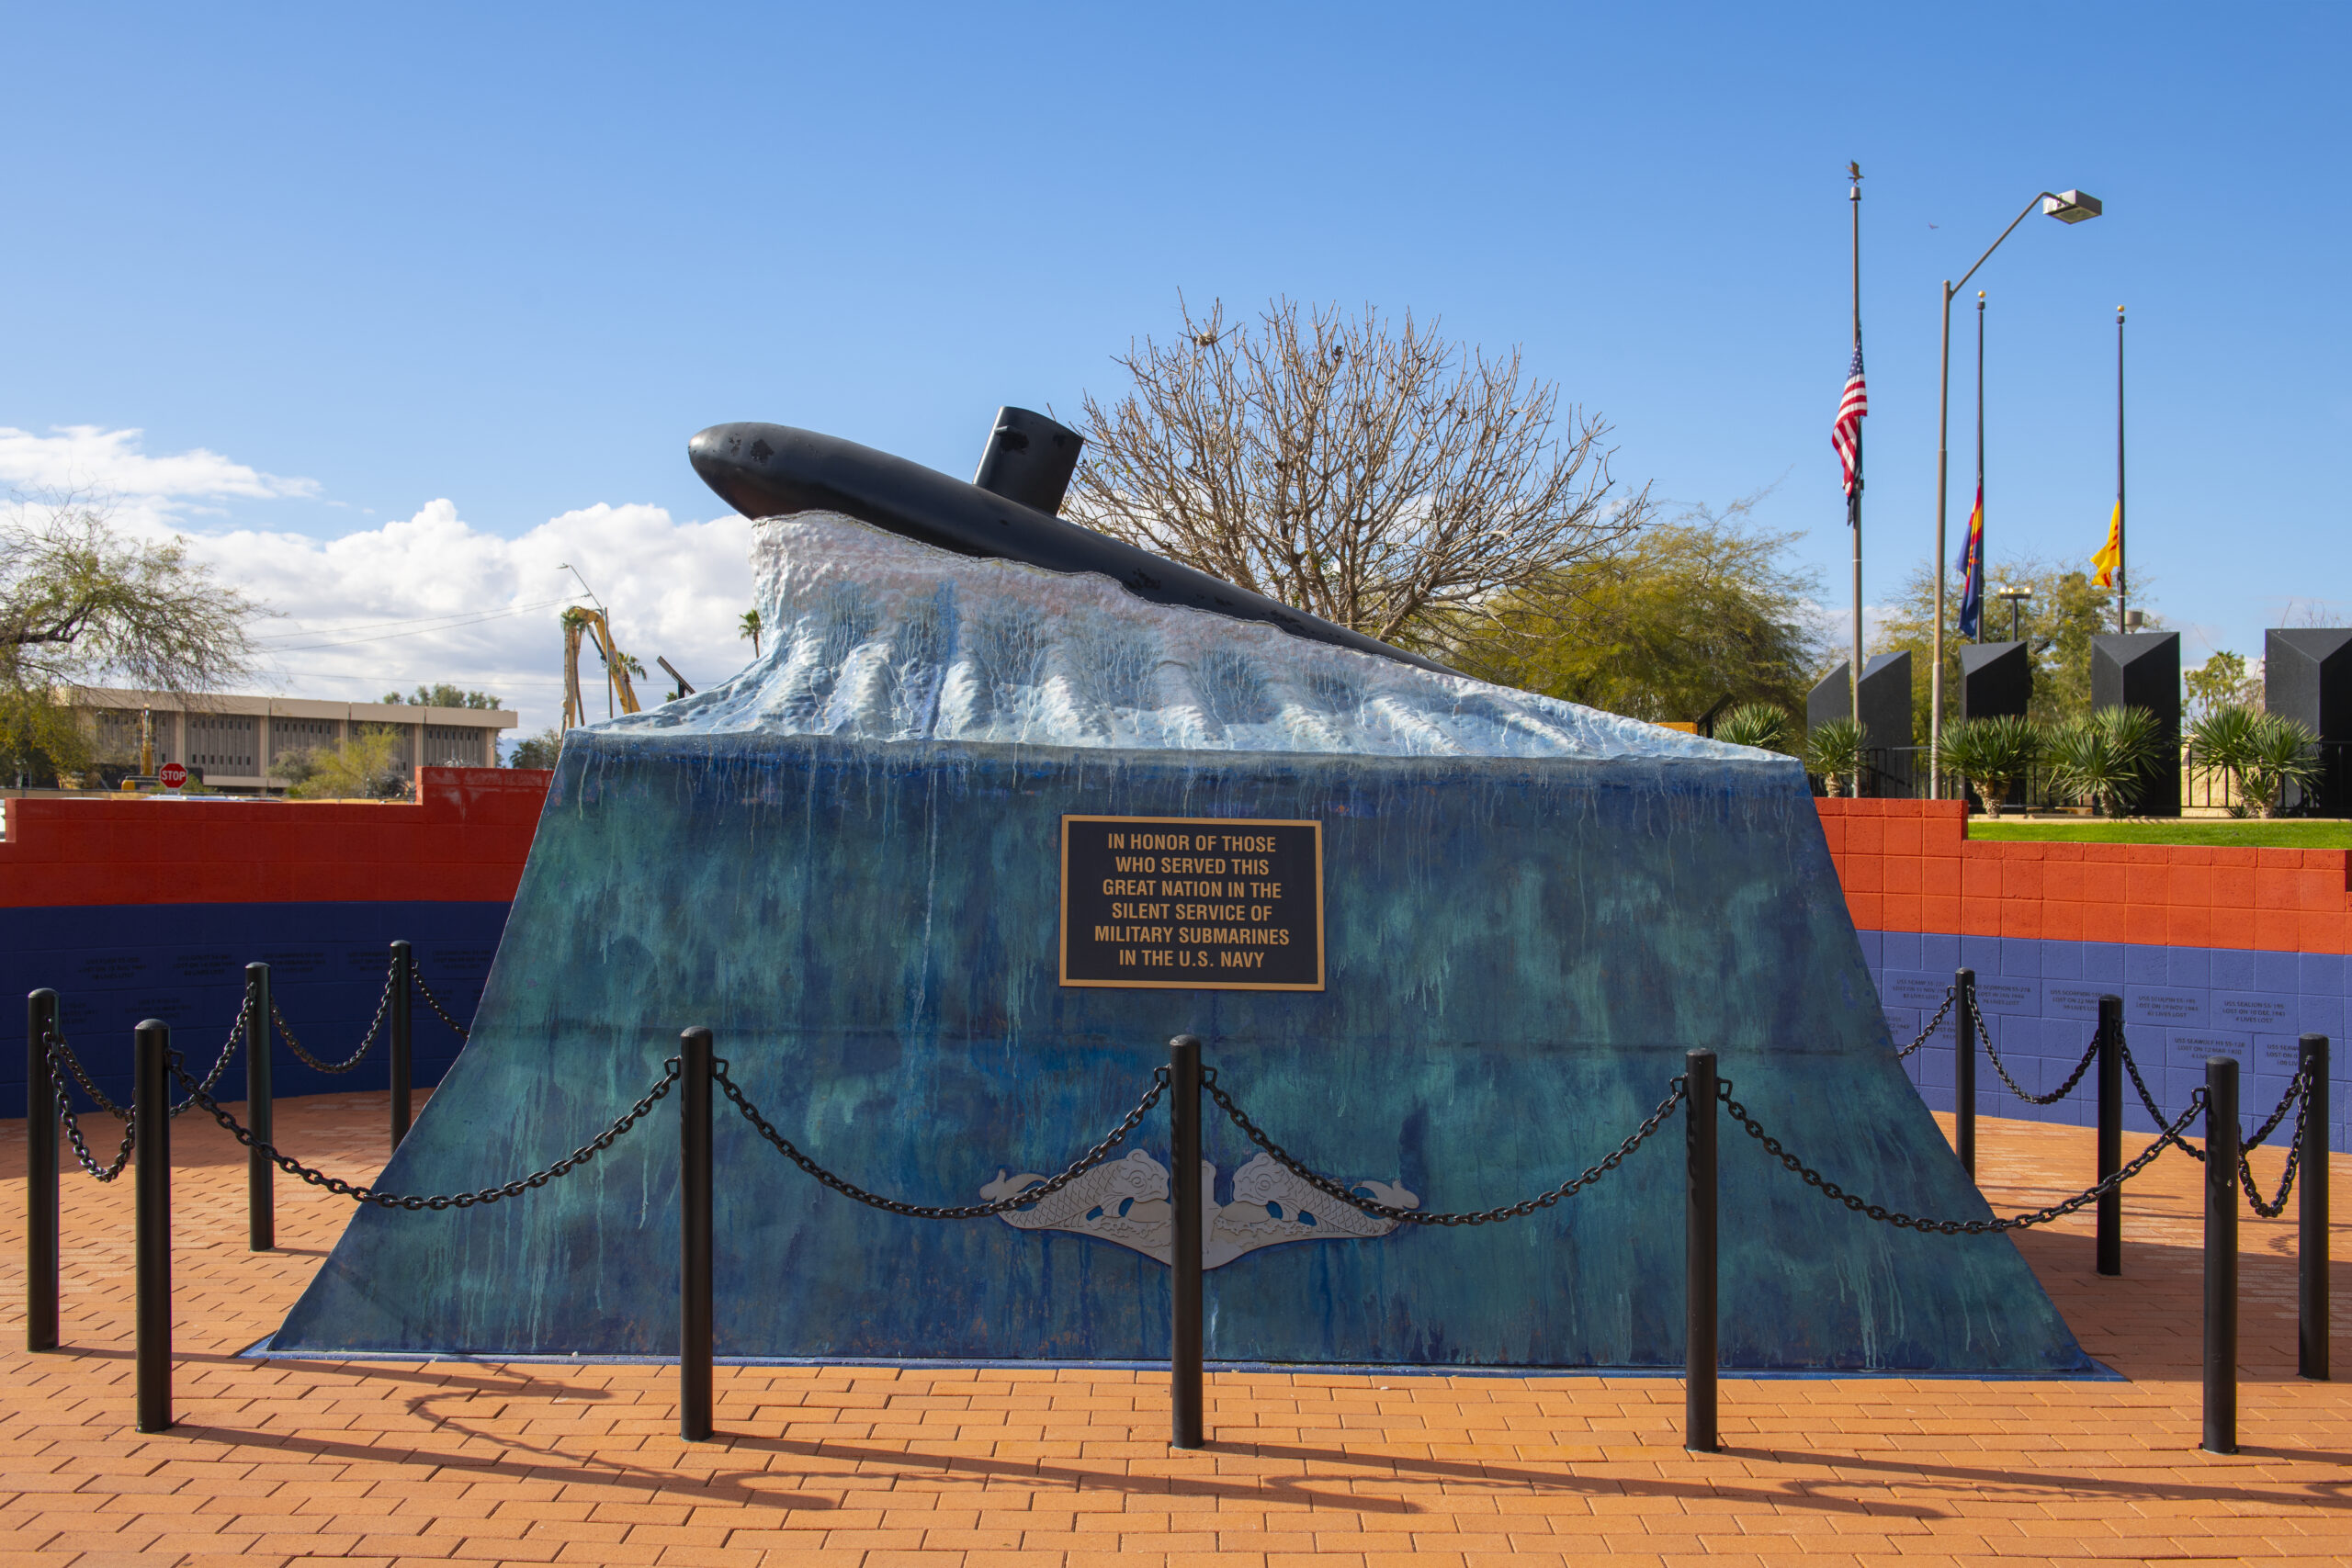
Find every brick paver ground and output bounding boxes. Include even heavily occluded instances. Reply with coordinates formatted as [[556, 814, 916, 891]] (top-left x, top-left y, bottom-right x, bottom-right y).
[[2, 1089, 2346, 1566]]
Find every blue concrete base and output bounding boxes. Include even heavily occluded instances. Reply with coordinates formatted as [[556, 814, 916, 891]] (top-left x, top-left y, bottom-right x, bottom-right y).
[[1, 902, 507, 1118], [1866, 931, 2348, 1153], [273, 734, 2093, 1372]]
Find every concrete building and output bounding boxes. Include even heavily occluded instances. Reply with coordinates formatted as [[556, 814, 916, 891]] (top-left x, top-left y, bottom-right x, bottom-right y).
[[65, 688, 519, 794]]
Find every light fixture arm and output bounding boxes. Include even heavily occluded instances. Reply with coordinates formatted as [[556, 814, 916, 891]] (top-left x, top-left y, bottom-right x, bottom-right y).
[[1949, 193, 2063, 301]]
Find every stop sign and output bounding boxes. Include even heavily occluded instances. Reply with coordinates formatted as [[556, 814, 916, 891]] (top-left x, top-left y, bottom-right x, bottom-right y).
[[159, 762, 188, 791]]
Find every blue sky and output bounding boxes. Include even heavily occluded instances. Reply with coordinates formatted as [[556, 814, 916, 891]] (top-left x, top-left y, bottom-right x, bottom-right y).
[[3, 3, 2345, 728]]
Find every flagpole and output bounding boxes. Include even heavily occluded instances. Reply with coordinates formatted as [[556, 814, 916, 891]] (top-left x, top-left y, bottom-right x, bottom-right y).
[[2115, 305, 2127, 633], [1849, 164, 1864, 735], [1975, 290, 1985, 644]]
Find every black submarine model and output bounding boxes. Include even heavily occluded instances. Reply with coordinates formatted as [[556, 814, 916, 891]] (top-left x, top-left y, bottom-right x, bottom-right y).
[[688, 408, 1453, 676]]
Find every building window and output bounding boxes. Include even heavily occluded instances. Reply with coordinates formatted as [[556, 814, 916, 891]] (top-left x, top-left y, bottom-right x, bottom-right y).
[[92, 709, 177, 766], [269, 717, 339, 767], [423, 725, 488, 767], [187, 714, 259, 776]]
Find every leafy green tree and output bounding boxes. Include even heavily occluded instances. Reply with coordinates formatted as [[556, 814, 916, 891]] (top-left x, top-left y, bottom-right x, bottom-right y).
[[1935, 715, 2039, 817], [2184, 651, 2260, 721], [1447, 502, 1826, 724], [2, 496, 257, 785], [273, 726, 412, 800], [739, 609, 763, 658], [381, 683, 503, 710], [506, 727, 562, 769], [2043, 706, 2165, 817], [1874, 556, 2154, 739]]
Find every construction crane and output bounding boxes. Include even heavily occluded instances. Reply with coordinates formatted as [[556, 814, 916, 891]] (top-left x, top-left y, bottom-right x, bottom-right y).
[[561, 605, 644, 728]]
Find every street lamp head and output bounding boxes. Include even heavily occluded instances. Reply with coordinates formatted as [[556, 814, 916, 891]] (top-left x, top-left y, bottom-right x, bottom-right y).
[[2042, 189, 2103, 223], [1996, 585, 2033, 603]]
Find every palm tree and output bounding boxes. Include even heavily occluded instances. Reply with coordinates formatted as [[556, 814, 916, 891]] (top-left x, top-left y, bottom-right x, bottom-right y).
[[1804, 717, 1868, 798], [739, 608, 763, 658], [2239, 713, 2323, 818], [1935, 715, 2039, 818], [2044, 706, 2164, 817]]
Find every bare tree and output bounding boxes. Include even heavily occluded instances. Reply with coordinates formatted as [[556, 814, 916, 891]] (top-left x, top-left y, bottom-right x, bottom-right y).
[[1068, 297, 1646, 650]]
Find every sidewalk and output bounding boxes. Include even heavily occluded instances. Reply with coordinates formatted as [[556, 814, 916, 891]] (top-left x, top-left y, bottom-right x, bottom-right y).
[[2, 1093, 2346, 1567]]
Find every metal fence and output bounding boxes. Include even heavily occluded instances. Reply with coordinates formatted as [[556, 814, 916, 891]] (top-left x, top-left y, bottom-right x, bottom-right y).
[[1808, 739, 2351, 817]]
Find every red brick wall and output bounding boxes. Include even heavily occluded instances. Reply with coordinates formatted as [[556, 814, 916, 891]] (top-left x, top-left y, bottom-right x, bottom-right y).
[[0, 768, 550, 908], [1815, 798, 2352, 954]]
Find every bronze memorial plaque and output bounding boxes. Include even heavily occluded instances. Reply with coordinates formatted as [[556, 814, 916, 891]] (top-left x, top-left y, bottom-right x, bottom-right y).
[[1059, 816, 1324, 991]]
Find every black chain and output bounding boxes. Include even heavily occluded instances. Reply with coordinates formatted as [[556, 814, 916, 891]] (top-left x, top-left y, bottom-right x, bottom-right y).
[[1898, 986, 1957, 1059], [272, 964, 395, 1074], [2117, 1032, 2203, 1162], [1976, 1009, 2101, 1106], [1204, 1068, 1687, 1225], [170, 996, 250, 1116], [169, 1053, 681, 1210], [2236, 1070, 2310, 1219], [48, 1043, 134, 1181], [1722, 1077, 2207, 1235], [412, 967, 471, 1042], [714, 1057, 1169, 1219], [43, 1027, 125, 1117]]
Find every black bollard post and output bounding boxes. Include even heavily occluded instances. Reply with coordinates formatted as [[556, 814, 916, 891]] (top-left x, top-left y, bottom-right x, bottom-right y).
[[1170, 1034, 1204, 1450], [245, 964, 273, 1251], [679, 1027, 714, 1440], [26, 988, 59, 1352], [135, 1019, 172, 1433], [2300, 1034, 2330, 1382], [389, 942, 413, 1149], [1684, 1049, 1718, 1453], [1954, 967, 1977, 1178], [2097, 995, 2123, 1277], [2203, 1055, 2239, 1454]]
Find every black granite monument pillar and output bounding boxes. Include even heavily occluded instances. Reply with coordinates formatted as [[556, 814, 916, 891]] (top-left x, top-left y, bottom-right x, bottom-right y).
[[2092, 632, 2181, 817], [2266, 628, 2352, 817], [1808, 651, 1914, 795], [1958, 642, 2031, 721]]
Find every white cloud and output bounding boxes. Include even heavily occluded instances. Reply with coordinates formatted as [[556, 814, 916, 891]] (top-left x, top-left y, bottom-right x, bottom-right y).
[[4, 424, 759, 742], [0, 424, 320, 520], [200, 501, 760, 739]]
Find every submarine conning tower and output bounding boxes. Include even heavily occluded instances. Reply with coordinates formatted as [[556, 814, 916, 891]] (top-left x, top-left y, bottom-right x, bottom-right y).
[[687, 409, 1456, 676]]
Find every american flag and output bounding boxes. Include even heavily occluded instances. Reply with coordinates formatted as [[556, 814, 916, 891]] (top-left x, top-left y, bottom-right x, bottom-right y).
[[1832, 341, 1868, 505]]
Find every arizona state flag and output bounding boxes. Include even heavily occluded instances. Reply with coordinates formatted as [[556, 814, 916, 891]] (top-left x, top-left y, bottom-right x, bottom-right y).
[[2090, 502, 2122, 588], [1956, 486, 1984, 639]]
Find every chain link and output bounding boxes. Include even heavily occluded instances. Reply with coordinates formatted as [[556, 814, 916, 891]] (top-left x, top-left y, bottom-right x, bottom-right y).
[[1204, 1068, 1688, 1225], [272, 963, 395, 1073], [169, 1052, 681, 1210], [1898, 986, 1957, 1059], [1722, 1077, 2206, 1234], [714, 1057, 1169, 1219], [1976, 1008, 2101, 1106], [412, 967, 471, 1042]]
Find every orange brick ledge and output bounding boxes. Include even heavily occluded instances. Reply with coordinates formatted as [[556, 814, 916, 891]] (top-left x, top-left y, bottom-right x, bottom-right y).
[[1815, 798, 2352, 954]]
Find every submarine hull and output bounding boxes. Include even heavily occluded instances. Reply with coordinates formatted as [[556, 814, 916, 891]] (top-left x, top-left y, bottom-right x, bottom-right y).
[[688, 421, 1453, 675]]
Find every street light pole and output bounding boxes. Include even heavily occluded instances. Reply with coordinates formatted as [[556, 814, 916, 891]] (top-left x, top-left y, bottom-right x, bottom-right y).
[[1931, 188, 2101, 797]]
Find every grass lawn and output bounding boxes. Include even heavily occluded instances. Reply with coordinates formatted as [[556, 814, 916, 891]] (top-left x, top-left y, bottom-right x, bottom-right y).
[[1967, 818, 2352, 848]]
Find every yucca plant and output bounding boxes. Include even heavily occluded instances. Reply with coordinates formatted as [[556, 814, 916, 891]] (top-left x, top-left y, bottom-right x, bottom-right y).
[[1935, 715, 2039, 818], [1713, 703, 1795, 754], [2239, 712, 2322, 818], [1804, 716, 1869, 798], [2187, 705, 2262, 816], [2043, 705, 2165, 817]]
